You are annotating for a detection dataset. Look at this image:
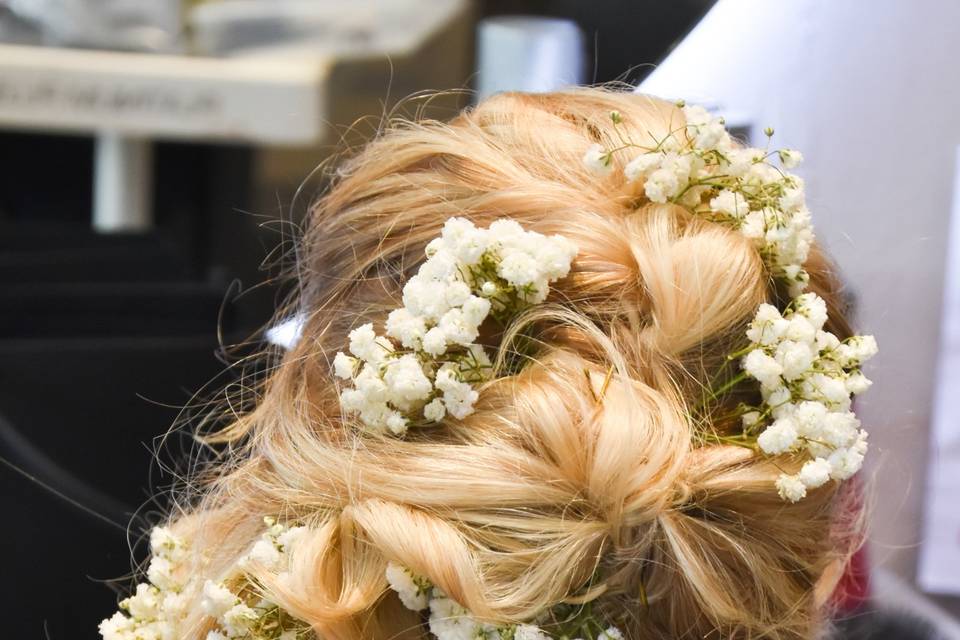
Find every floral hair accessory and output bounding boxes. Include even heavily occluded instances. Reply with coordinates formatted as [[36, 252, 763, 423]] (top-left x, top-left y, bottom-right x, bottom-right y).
[[386, 563, 625, 640], [100, 519, 313, 640], [333, 217, 578, 435], [585, 103, 877, 501]]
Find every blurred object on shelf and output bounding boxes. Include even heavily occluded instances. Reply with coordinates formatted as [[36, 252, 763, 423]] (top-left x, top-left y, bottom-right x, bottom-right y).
[[478, 0, 715, 86], [475, 15, 584, 101], [188, 0, 465, 59], [1, 0, 183, 52]]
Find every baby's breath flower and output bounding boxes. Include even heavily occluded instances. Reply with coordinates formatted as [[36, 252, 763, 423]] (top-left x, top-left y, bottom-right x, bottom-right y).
[[779, 148, 804, 169], [386, 562, 431, 611], [333, 217, 576, 435], [582, 143, 613, 176], [776, 474, 807, 502], [736, 292, 876, 500], [799, 458, 832, 489]]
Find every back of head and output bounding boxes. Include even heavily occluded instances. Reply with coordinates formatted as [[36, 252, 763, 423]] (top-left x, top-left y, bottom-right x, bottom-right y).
[[103, 89, 866, 640]]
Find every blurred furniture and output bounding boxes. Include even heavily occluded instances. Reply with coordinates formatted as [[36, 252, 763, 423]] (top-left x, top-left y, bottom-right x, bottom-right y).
[[0, 0, 472, 231]]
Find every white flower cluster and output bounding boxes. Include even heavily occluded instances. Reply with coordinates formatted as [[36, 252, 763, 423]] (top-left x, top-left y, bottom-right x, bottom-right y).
[[335, 217, 577, 435], [98, 527, 190, 640], [583, 105, 812, 295], [739, 293, 878, 502], [99, 519, 311, 640], [201, 518, 309, 640], [386, 563, 623, 640]]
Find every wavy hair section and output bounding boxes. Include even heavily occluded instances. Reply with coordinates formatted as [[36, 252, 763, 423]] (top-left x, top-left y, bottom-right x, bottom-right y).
[[162, 89, 862, 640]]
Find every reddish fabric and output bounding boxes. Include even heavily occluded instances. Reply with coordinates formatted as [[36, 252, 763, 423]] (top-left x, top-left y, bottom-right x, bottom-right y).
[[833, 546, 871, 612]]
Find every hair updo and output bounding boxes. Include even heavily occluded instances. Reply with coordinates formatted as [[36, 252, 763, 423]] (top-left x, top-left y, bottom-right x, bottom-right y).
[[164, 89, 862, 640]]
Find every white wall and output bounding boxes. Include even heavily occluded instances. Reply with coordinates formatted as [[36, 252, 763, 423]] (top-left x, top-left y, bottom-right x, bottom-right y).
[[640, 0, 960, 594]]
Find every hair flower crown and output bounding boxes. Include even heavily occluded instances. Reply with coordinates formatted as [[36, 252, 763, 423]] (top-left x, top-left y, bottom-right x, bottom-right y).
[[333, 217, 577, 435]]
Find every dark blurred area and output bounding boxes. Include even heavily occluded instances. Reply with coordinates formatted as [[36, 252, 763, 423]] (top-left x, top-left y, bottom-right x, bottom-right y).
[[0, 1, 713, 637]]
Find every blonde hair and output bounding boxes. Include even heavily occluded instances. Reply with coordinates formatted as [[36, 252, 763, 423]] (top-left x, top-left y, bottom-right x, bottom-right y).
[[165, 89, 862, 640]]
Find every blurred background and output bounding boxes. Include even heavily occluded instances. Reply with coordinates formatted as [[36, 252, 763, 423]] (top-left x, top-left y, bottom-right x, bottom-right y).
[[1, 0, 959, 638]]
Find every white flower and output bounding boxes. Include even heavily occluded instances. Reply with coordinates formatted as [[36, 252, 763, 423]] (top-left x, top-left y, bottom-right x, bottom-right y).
[[386, 411, 409, 435], [333, 352, 357, 380], [774, 340, 815, 381], [741, 410, 761, 428], [799, 458, 832, 489], [794, 293, 828, 330], [429, 595, 480, 640], [598, 627, 625, 640], [99, 611, 135, 640], [348, 324, 380, 361], [444, 281, 472, 307], [515, 624, 551, 640], [537, 236, 578, 280], [420, 250, 459, 282], [816, 330, 841, 352], [442, 217, 490, 265], [682, 104, 712, 128], [149, 527, 183, 560], [726, 147, 760, 177], [438, 308, 481, 346], [339, 388, 365, 413], [384, 355, 433, 407], [779, 148, 804, 169], [461, 295, 492, 327], [740, 210, 767, 239], [436, 366, 480, 419], [201, 581, 239, 618], [386, 563, 430, 611], [498, 251, 540, 287], [276, 526, 308, 552], [776, 474, 807, 502], [757, 417, 799, 454], [385, 309, 427, 349], [792, 400, 828, 437], [422, 327, 449, 357], [784, 316, 816, 344], [644, 167, 680, 203], [742, 349, 783, 389], [827, 431, 868, 480], [354, 365, 389, 403], [206, 632, 229, 640], [779, 187, 805, 212], [710, 190, 749, 218], [693, 120, 729, 150], [161, 591, 190, 619], [836, 335, 879, 366], [802, 373, 850, 411], [221, 604, 258, 637], [764, 384, 792, 411], [624, 153, 660, 183], [746, 303, 788, 346], [820, 411, 860, 449], [335, 217, 574, 435], [146, 556, 177, 591], [845, 371, 872, 395], [582, 143, 613, 175], [121, 583, 160, 621], [424, 398, 446, 422], [241, 538, 282, 570]]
